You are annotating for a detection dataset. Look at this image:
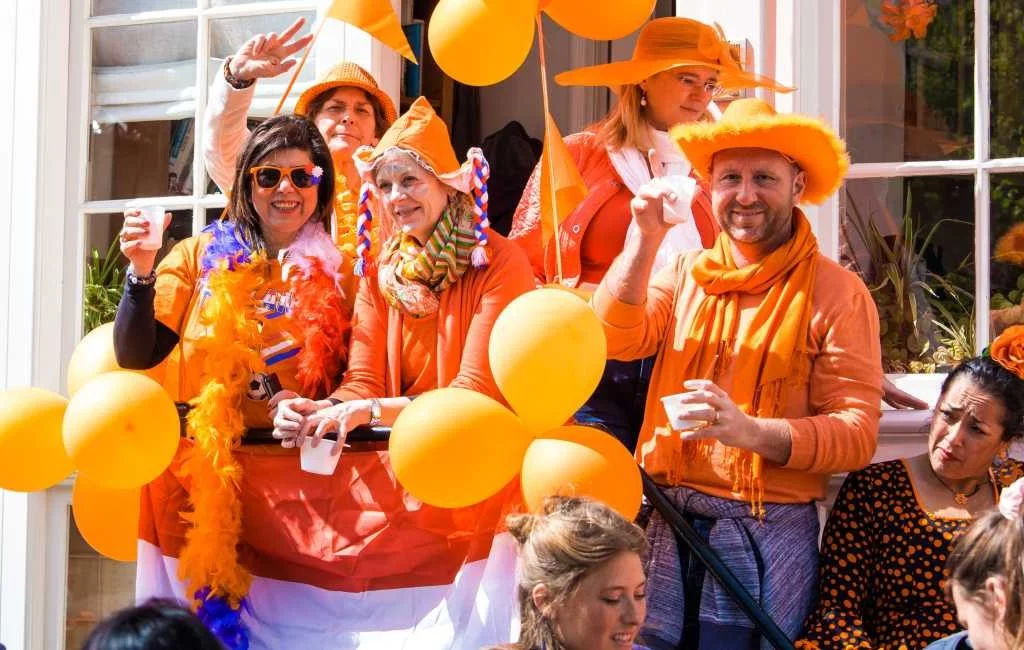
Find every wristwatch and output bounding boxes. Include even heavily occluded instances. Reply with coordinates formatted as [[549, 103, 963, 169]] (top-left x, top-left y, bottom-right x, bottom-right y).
[[367, 398, 383, 427]]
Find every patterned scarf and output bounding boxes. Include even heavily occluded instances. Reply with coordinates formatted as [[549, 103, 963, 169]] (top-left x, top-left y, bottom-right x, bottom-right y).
[[676, 209, 818, 515], [377, 195, 477, 318]]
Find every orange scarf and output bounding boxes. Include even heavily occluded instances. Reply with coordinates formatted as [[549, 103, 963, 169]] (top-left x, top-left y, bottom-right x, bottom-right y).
[[679, 209, 818, 514]]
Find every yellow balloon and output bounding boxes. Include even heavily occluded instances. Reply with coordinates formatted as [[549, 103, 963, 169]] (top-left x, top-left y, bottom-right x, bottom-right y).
[[67, 322, 168, 396], [543, 0, 654, 40], [428, 0, 537, 86], [72, 476, 140, 562], [489, 288, 606, 433], [389, 388, 532, 508], [63, 371, 180, 489], [521, 425, 642, 520], [0, 388, 73, 492]]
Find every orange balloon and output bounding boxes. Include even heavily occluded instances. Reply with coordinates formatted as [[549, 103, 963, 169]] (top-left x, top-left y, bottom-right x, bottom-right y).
[[521, 425, 642, 520], [67, 322, 167, 396], [543, 0, 654, 40], [428, 0, 537, 86], [489, 288, 606, 433], [389, 388, 532, 508], [63, 371, 180, 489], [72, 476, 140, 562], [0, 388, 73, 492]]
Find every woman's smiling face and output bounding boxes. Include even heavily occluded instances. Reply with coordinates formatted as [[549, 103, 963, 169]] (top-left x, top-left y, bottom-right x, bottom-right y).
[[374, 152, 452, 243]]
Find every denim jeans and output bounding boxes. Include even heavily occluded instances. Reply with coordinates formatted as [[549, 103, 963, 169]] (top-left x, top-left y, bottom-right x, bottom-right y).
[[573, 356, 655, 453]]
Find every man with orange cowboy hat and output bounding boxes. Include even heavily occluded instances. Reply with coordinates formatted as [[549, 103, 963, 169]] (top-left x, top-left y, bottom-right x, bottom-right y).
[[591, 98, 884, 648]]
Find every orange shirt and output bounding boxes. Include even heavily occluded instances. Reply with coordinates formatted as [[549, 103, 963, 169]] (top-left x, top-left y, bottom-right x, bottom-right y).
[[579, 187, 633, 285], [154, 234, 347, 428], [332, 234, 535, 403], [592, 249, 883, 504]]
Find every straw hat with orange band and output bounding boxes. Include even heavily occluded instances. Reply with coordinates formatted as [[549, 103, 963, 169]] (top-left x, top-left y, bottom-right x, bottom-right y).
[[294, 61, 397, 129]]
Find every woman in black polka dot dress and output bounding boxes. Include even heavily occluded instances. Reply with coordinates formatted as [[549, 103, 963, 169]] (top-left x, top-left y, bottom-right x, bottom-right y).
[[797, 354, 1024, 650]]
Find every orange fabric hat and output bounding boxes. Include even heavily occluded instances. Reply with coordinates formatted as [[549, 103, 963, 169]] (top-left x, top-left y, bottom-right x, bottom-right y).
[[294, 61, 398, 125], [554, 17, 792, 94], [351, 97, 492, 276], [671, 98, 849, 205]]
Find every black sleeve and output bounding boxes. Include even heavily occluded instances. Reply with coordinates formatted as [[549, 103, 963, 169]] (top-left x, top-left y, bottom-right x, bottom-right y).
[[113, 281, 180, 369]]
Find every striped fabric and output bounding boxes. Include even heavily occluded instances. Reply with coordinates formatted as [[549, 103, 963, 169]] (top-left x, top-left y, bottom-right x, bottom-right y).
[[639, 486, 819, 650], [137, 441, 520, 649]]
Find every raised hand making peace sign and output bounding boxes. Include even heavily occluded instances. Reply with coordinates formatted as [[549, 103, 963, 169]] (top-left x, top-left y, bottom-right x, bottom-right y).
[[227, 17, 315, 85]]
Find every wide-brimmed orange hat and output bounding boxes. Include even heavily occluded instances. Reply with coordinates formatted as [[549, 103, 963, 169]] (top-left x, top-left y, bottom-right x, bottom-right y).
[[351, 97, 492, 275], [671, 98, 849, 205], [294, 61, 398, 126], [555, 17, 791, 94]]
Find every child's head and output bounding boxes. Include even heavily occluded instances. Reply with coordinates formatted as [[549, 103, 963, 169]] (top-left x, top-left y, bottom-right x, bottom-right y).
[[946, 477, 1024, 650], [81, 599, 223, 650], [506, 496, 649, 650]]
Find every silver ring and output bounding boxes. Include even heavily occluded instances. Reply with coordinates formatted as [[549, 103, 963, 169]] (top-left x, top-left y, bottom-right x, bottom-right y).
[[713, 410, 720, 424]]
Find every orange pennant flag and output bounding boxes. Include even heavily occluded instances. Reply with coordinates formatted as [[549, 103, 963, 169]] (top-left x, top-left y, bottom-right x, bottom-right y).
[[325, 0, 418, 63], [539, 111, 586, 247]]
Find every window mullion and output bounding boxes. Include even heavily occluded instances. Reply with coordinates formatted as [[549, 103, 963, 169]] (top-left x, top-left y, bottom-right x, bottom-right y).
[[974, 0, 991, 352], [194, 3, 211, 235]]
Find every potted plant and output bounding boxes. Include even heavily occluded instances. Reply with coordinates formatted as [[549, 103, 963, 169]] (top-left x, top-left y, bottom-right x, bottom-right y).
[[83, 234, 126, 334]]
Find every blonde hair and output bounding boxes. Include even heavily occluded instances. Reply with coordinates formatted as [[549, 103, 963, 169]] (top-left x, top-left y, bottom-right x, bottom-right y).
[[503, 497, 648, 650], [947, 508, 1024, 649], [595, 84, 652, 152]]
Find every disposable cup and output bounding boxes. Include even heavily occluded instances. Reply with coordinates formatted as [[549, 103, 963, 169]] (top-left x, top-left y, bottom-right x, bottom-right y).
[[658, 175, 698, 224], [126, 201, 166, 251], [300, 437, 341, 475], [660, 393, 712, 431]]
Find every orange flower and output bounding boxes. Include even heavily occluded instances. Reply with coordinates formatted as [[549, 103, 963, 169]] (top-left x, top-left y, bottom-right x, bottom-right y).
[[994, 222, 1024, 266], [881, 0, 938, 42], [989, 324, 1024, 381]]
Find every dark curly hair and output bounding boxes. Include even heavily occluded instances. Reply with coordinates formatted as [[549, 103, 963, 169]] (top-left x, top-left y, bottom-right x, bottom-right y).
[[940, 356, 1024, 440], [228, 114, 335, 253]]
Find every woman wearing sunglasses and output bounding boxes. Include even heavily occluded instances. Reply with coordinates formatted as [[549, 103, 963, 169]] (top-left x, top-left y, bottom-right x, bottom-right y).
[[113, 115, 357, 647]]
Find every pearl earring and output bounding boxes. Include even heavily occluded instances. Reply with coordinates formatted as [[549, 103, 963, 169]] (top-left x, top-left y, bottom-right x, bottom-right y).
[[640, 93, 648, 107]]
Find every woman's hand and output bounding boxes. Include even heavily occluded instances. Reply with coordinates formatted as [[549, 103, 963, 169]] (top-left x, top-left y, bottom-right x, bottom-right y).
[[120, 209, 171, 276], [301, 400, 374, 456], [269, 390, 320, 448], [228, 17, 314, 84]]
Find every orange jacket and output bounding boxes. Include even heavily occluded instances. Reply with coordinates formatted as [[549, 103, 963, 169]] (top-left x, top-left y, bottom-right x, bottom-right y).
[[331, 234, 535, 403], [509, 130, 718, 286]]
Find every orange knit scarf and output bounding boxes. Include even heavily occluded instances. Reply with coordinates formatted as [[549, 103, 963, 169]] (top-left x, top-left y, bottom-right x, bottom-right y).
[[680, 209, 818, 514]]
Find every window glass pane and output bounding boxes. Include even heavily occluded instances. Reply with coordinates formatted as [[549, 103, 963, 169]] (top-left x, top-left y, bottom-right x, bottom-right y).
[[209, 12, 317, 119], [990, 1, 1024, 158], [990, 174, 1024, 339], [842, 176, 975, 372], [90, 21, 199, 201], [84, 211, 193, 331], [844, 0, 973, 163], [65, 507, 135, 648], [92, 0, 194, 16]]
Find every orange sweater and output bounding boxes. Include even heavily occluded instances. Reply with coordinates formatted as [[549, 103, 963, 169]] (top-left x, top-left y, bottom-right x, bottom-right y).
[[592, 249, 883, 504], [331, 234, 535, 403]]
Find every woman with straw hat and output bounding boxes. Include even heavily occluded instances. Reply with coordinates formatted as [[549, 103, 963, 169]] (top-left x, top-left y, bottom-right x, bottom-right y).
[[204, 17, 397, 288], [509, 17, 791, 453]]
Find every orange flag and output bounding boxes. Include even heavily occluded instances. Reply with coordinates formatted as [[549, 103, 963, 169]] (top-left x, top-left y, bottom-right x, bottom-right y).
[[325, 0, 418, 63], [539, 111, 586, 247]]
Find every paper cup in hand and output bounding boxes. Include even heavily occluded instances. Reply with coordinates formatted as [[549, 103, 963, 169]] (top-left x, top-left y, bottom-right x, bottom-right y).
[[656, 175, 697, 225], [300, 437, 341, 475], [661, 393, 711, 431], [126, 201, 166, 251]]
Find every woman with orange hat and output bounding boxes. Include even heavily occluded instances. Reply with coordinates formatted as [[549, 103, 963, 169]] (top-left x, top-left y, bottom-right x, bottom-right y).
[[510, 17, 791, 452], [204, 17, 396, 242], [273, 95, 534, 446]]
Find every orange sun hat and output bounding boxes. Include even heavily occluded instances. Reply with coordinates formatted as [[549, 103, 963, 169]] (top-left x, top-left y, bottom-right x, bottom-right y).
[[554, 17, 792, 94], [351, 96, 492, 275], [294, 61, 398, 126], [670, 98, 849, 205]]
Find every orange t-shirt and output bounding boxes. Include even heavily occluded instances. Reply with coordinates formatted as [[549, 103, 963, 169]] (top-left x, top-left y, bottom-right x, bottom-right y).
[[154, 235, 329, 429]]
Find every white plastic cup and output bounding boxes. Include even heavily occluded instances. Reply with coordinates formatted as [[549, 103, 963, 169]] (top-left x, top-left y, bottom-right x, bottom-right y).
[[657, 175, 697, 225], [126, 202, 166, 251], [299, 437, 341, 475], [660, 393, 711, 431]]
